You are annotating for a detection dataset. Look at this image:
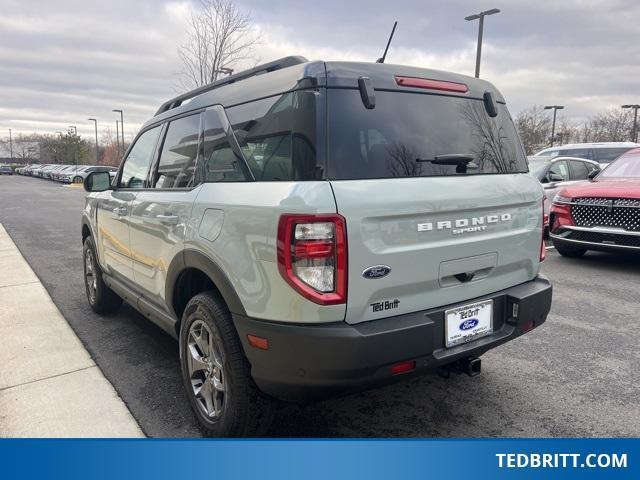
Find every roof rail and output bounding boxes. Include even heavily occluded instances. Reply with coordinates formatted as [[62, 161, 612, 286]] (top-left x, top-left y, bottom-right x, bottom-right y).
[[155, 56, 308, 116]]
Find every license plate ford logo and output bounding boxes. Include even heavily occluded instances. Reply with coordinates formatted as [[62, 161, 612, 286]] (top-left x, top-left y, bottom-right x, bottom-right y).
[[459, 318, 479, 331]]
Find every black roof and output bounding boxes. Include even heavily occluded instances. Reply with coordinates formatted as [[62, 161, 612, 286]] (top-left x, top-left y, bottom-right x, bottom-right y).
[[143, 57, 505, 130]]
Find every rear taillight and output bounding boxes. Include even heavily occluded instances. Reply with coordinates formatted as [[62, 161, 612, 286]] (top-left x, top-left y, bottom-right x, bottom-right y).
[[540, 200, 546, 262], [277, 214, 347, 305]]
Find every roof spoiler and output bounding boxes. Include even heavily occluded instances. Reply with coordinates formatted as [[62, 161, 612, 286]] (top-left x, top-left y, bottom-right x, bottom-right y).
[[155, 56, 308, 116]]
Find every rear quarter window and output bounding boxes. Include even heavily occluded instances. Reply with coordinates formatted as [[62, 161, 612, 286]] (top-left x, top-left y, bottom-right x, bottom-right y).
[[225, 90, 321, 181]]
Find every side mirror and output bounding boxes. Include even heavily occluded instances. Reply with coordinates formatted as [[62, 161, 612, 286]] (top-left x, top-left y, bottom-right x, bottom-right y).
[[588, 169, 600, 180], [84, 171, 112, 192], [548, 172, 564, 182]]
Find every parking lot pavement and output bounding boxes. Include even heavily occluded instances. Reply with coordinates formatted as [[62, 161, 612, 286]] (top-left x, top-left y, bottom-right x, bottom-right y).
[[0, 175, 639, 437], [0, 221, 142, 437]]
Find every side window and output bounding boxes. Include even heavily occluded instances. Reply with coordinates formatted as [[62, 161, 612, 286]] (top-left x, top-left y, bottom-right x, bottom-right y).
[[154, 114, 201, 189], [560, 148, 591, 159], [549, 160, 569, 180], [119, 126, 161, 189], [595, 147, 629, 163], [226, 90, 319, 181], [569, 160, 589, 180], [202, 109, 250, 182]]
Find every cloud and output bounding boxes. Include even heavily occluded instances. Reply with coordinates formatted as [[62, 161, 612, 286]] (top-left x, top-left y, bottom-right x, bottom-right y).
[[0, 0, 638, 141]]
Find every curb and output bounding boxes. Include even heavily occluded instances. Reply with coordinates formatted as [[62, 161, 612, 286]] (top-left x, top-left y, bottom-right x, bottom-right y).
[[0, 223, 144, 438]]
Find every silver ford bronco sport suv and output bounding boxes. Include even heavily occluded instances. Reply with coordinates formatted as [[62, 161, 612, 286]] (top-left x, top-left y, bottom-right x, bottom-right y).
[[81, 56, 552, 436]]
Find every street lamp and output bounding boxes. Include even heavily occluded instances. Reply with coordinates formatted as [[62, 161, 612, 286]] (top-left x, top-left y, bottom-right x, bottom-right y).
[[68, 126, 78, 170], [115, 120, 121, 158], [55, 131, 63, 164], [544, 105, 564, 147], [464, 8, 500, 78], [621, 104, 640, 143], [8, 128, 13, 161], [88, 119, 99, 164], [112, 109, 124, 153]]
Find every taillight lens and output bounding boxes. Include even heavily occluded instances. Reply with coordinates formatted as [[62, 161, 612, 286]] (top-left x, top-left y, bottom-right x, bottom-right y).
[[277, 214, 347, 305]]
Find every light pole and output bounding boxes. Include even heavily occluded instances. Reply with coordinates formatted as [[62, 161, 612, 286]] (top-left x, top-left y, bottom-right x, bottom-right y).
[[8, 128, 13, 161], [55, 131, 63, 164], [544, 105, 564, 147], [464, 8, 500, 78], [68, 125, 78, 170], [115, 120, 121, 158], [622, 104, 640, 143], [88, 118, 99, 163], [112, 109, 124, 154]]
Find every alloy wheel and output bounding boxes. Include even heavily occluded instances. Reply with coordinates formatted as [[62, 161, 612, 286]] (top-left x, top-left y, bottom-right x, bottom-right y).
[[187, 320, 226, 419], [84, 248, 97, 303]]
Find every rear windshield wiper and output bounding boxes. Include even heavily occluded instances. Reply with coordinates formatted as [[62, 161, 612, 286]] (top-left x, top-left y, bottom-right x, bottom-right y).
[[416, 154, 478, 172]]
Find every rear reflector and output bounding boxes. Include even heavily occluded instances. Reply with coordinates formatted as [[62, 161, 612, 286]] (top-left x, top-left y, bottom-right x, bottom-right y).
[[391, 360, 416, 375], [395, 76, 469, 93], [522, 321, 535, 333], [247, 335, 269, 350]]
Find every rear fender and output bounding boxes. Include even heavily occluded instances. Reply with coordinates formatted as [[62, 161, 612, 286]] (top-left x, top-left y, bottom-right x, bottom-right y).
[[165, 249, 247, 320]]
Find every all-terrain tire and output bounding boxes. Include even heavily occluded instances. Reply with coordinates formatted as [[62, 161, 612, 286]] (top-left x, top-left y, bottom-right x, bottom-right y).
[[179, 291, 276, 437], [83, 236, 123, 314]]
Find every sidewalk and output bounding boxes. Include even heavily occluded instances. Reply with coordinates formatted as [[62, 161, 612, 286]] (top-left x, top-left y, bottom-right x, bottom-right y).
[[0, 223, 143, 437]]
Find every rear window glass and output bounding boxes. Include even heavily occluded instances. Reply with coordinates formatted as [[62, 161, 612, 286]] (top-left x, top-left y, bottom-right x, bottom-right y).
[[327, 90, 528, 180]]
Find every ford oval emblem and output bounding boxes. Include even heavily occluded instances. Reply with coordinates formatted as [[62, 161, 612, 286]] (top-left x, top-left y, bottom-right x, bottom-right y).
[[459, 319, 479, 331], [362, 265, 391, 279]]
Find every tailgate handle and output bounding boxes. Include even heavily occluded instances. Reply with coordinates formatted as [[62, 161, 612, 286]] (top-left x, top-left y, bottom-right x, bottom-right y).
[[453, 272, 476, 283]]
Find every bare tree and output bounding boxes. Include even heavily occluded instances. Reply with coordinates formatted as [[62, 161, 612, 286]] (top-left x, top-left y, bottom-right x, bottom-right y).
[[581, 109, 633, 143], [515, 105, 553, 155], [177, 0, 260, 90]]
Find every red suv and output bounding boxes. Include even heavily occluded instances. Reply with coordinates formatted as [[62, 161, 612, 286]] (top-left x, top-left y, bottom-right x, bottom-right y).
[[550, 147, 640, 257]]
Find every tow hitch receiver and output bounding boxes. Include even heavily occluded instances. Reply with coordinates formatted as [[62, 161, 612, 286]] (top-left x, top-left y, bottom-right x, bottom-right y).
[[437, 357, 482, 378]]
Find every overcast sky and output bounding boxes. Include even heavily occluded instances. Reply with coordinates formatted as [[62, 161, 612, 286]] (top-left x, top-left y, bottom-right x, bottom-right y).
[[1, 0, 639, 141]]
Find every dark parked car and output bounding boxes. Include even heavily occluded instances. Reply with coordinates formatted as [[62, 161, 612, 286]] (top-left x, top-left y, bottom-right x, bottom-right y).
[[0, 165, 13, 175]]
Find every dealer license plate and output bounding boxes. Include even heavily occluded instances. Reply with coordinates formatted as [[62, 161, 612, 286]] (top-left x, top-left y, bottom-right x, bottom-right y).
[[445, 299, 493, 348]]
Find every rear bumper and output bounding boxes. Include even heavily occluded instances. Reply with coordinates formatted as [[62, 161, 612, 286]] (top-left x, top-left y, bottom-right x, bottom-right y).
[[233, 275, 553, 402]]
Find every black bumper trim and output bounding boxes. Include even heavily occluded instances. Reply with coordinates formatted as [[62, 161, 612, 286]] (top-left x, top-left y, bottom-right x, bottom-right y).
[[233, 275, 552, 402], [550, 231, 640, 253]]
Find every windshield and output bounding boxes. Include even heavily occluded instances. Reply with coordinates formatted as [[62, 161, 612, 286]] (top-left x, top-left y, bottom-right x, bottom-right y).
[[536, 149, 559, 158], [600, 153, 640, 178], [327, 89, 528, 180]]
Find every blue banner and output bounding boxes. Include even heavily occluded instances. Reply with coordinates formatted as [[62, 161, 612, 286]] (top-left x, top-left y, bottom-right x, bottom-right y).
[[0, 439, 636, 479]]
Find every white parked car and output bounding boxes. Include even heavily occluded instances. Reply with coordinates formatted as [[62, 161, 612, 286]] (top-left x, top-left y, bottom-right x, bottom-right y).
[[533, 142, 639, 166]]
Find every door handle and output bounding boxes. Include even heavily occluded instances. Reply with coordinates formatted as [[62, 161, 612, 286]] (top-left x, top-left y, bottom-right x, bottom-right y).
[[113, 207, 127, 216], [155, 214, 179, 225]]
